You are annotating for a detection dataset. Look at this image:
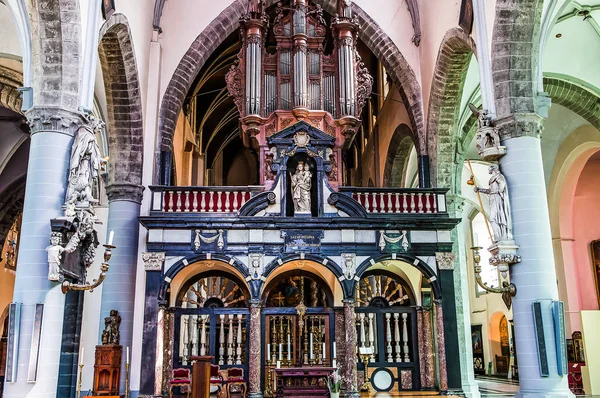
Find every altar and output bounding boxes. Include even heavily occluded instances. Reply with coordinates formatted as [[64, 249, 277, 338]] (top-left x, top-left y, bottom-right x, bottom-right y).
[[274, 367, 334, 398]]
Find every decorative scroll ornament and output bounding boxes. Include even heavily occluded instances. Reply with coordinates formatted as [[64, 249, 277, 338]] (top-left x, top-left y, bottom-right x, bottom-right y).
[[194, 229, 225, 251], [341, 253, 357, 280], [283, 131, 320, 157], [142, 252, 166, 271], [248, 253, 264, 281], [355, 56, 374, 118], [378, 230, 409, 252], [65, 115, 107, 209], [435, 252, 456, 271], [468, 104, 506, 161], [225, 62, 244, 113]]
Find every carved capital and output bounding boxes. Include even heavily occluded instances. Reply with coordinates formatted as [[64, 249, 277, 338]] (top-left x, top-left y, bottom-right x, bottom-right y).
[[435, 252, 456, 271], [142, 252, 166, 272], [106, 183, 145, 204], [25, 106, 87, 136], [495, 113, 544, 141]]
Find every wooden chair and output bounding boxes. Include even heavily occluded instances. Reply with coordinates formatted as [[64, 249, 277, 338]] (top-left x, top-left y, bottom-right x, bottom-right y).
[[225, 367, 246, 398], [209, 364, 225, 398], [169, 368, 192, 398]]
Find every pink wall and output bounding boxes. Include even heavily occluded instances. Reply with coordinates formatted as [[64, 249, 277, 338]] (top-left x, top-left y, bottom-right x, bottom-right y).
[[572, 157, 600, 311]]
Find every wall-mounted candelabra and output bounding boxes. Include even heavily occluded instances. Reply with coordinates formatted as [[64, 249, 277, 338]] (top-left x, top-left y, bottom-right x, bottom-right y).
[[471, 246, 517, 309], [62, 243, 115, 294]]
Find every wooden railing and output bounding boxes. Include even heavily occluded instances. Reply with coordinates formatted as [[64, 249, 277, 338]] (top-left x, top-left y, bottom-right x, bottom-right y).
[[150, 186, 264, 213], [339, 187, 447, 214]]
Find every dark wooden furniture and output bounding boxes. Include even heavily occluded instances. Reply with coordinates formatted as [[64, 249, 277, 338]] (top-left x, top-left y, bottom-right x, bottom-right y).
[[495, 355, 509, 374], [274, 367, 334, 398], [190, 355, 213, 398], [568, 362, 585, 394], [93, 344, 122, 396]]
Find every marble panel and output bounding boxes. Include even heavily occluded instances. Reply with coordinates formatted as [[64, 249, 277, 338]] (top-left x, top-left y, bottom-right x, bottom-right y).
[[400, 370, 412, 389]]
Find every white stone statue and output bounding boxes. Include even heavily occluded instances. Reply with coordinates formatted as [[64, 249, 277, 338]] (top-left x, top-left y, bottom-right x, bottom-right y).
[[291, 161, 312, 214], [65, 116, 106, 207], [475, 164, 513, 242], [46, 233, 64, 281]]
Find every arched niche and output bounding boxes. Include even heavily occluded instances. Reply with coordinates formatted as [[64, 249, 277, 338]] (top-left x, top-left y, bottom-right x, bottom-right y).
[[286, 154, 318, 217], [168, 260, 250, 307], [262, 270, 334, 308], [262, 259, 344, 306]]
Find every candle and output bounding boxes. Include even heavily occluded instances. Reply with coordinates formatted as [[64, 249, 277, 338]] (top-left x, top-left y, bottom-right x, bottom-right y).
[[127, 346, 130, 365], [80, 346, 84, 365], [276, 360, 281, 368], [108, 230, 114, 246], [333, 342, 336, 359], [267, 343, 271, 361], [278, 343, 282, 361], [287, 334, 291, 361], [309, 333, 314, 359], [322, 342, 326, 360], [332, 359, 337, 368], [473, 232, 479, 246]]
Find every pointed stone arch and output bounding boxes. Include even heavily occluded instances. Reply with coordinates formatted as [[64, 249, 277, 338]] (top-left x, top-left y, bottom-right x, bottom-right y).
[[426, 27, 476, 188], [98, 13, 144, 201], [383, 124, 415, 188], [157, 0, 424, 182]]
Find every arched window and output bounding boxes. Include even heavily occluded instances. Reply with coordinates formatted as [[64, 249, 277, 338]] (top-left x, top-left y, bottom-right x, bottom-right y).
[[471, 212, 498, 293]]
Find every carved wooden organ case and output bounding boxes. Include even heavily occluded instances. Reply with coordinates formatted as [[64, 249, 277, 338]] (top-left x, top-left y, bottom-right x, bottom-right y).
[[226, 0, 373, 188]]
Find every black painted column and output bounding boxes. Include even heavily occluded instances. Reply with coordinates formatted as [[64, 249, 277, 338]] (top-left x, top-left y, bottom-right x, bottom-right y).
[[139, 252, 165, 396], [56, 290, 84, 398], [418, 155, 430, 188], [436, 252, 462, 394]]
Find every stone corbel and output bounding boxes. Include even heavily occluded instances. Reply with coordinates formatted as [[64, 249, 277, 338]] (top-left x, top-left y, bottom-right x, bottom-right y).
[[435, 252, 456, 271], [468, 104, 506, 161], [341, 253, 357, 281], [247, 252, 265, 281], [142, 252, 166, 272]]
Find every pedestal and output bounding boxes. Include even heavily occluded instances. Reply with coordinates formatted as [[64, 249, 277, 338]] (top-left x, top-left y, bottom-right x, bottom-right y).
[[190, 356, 213, 398], [93, 345, 122, 396]]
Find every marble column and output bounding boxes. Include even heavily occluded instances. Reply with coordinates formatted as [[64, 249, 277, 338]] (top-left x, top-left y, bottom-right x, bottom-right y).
[[98, 183, 144, 392], [434, 299, 448, 392], [139, 252, 165, 397], [497, 116, 573, 397], [342, 299, 359, 398], [248, 299, 262, 398], [422, 308, 435, 388], [3, 108, 85, 398]]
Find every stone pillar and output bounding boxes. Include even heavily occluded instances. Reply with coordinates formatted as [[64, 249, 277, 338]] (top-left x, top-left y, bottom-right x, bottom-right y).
[[342, 299, 359, 398], [435, 253, 462, 394], [3, 108, 84, 398], [421, 307, 435, 388], [433, 299, 448, 393], [139, 252, 165, 397], [98, 183, 144, 392], [497, 115, 573, 397], [248, 299, 262, 398]]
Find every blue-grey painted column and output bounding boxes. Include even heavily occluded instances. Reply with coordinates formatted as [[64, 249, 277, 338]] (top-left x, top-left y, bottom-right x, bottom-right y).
[[499, 116, 572, 398], [3, 108, 84, 398], [98, 184, 143, 393]]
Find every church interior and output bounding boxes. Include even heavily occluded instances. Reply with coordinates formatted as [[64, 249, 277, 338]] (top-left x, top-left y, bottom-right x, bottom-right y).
[[1, 0, 600, 397]]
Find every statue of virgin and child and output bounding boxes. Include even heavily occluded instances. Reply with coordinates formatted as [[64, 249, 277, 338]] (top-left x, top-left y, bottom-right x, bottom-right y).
[[291, 161, 312, 214]]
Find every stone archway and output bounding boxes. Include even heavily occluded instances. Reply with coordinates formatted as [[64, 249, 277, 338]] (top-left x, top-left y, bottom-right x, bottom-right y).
[[383, 124, 415, 188], [98, 13, 145, 200], [544, 75, 600, 130], [426, 27, 476, 188], [157, 0, 424, 183]]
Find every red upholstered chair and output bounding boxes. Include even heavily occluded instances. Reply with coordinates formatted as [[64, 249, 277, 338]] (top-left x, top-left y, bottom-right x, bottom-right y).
[[210, 364, 225, 397], [226, 367, 246, 398], [169, 368, 191, 398]]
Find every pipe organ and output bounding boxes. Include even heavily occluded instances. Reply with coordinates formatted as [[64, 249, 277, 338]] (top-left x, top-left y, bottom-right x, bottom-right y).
[[226, 0, 373, 187]]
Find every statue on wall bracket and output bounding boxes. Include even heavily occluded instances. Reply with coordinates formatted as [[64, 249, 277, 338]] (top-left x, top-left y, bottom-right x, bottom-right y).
[[469, 104, 506, 161]]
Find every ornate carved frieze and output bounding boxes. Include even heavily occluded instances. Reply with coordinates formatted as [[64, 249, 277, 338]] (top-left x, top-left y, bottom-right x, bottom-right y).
[[435, 252, 456, 271], [193, 229, 225, 252], [378, 230, 410, 253], [142, 252, 166, 272], [25, 107, 87, 136]]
